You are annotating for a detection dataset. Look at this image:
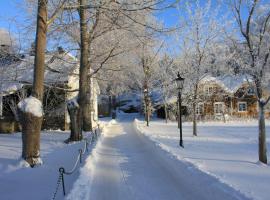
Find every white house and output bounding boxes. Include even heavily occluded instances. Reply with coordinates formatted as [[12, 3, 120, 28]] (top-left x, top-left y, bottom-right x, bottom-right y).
[[0, 48, 99, 132]]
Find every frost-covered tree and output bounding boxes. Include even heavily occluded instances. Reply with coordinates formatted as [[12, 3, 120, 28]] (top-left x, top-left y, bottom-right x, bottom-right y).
[[230, 0, 270, 164], [17, 0, 69, 167], [176, 0, 225, 136], [153, 54, 176, 123]]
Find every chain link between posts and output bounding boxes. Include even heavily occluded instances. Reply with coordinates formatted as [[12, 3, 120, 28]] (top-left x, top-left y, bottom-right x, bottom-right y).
[[51, 125, 101, 200]]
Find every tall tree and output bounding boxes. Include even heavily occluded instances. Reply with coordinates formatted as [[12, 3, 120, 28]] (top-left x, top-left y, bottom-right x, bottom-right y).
[[18, 0, 48, 167], [17, 0, 68, 166], [176, 0, 224, 136], [230, 0, 270, 164]]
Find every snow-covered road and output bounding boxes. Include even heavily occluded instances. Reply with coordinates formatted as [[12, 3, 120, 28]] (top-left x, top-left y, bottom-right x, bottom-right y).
[[67, 117, 250, 200]]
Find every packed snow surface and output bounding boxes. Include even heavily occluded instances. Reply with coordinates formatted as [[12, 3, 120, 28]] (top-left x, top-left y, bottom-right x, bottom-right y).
[[67, 114, 250, 200], [18, 96, 43, 117], [135, 119, 270, 200]]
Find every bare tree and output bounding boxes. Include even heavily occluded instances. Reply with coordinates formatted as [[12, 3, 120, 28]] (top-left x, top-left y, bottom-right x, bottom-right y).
[[18, 0, 48, 167], [17, 0, 68, 167], [230, 0, 270, 164], [176, 0, 224, 136]]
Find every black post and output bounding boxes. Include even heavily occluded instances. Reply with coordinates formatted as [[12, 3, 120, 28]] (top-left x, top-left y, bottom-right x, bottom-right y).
[[59, 167, 66, 196], [146, 97, 149, 127], [79, 149, 83, 163], [177, 99, 180, 129], [179, 91, 183, 147]]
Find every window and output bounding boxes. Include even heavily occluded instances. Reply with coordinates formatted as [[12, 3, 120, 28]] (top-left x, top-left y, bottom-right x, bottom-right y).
[[196, 103, 204, 115], [205, 86, 214, 95], [238, 102, 247, 112], [247, 87, 255, 95], [214, 102, 224, 115]]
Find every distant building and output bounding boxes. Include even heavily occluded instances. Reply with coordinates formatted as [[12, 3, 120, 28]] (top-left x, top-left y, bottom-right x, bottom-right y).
[[196, 74, 270, 120]]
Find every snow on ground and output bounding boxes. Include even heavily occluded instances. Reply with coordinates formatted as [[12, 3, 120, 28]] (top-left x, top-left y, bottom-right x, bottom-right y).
[[0, 120, 108, 200], [66, 119, 114, 200], [134, 119, 270, 200], [67, 114, 250, 200]]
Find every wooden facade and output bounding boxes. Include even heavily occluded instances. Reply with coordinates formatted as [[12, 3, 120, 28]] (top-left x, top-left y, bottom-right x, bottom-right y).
[[196, 76, 270, 120]]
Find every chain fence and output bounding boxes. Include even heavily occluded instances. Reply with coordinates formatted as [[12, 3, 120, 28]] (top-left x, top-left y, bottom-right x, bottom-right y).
[[52, 125, 101, 200]]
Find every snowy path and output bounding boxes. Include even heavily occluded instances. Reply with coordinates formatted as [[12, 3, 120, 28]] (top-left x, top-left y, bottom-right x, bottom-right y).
[[68, 117, 250, 200]]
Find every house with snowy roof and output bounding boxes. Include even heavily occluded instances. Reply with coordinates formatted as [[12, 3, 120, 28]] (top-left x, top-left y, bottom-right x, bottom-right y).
[[0, 48, 100, 132], [196, 74, 270, 120]]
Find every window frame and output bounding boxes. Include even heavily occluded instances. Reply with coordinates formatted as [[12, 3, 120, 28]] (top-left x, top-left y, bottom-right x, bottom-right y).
[[205, 86, 214, 95], [247, 87, 255, 95], [214, 102, 224, 115], [238, 102, 247, 112], [196, 103, 204, 115]]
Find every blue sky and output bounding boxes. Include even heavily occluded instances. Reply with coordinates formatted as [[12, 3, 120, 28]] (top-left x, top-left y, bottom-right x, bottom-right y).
[[0, 0, 24, 31], [0, 0, 254, 54]]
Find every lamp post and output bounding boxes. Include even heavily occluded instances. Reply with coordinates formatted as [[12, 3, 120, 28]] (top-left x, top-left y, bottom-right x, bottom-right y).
[[175, 72, 184, 147]]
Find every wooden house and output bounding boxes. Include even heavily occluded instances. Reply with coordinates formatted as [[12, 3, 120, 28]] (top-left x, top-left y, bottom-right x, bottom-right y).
[[0, 49, 99, 133], [196, 74, 270, 120]]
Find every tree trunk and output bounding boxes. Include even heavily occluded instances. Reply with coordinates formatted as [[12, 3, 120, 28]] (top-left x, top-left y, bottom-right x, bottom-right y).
[[108, 95, 112, 116], [19, 0, 47, 167], [164, 104, 168, 123], [82, 81, 93, 131], [112, 95, 117, 119], [66, 101, 82, 143], [78, 0, 92, 132], [193, 84, 198, 136], [258, 102, 267, 164], [19, 110, 42, 166]]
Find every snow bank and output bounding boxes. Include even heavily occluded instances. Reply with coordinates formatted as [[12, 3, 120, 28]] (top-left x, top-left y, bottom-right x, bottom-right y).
[[134, 119, 270, 200], [0, 131, 84, 200], [18, 96, 43, 117], [66, 121, 117, 200], [66, 138, 103, 200]]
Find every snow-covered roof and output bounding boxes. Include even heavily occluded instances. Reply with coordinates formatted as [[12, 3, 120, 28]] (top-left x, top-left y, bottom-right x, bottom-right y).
[[0, 51, 78, 96], [200, 74, 253, 94]]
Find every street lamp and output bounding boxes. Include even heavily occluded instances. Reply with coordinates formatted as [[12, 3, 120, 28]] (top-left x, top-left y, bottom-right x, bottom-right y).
[[175, 72, 184, 147]]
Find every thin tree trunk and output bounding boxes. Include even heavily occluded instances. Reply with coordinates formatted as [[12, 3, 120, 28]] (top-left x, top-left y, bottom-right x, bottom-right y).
[[108, 95, 112, 116], [164, 103, 168, 123], [112, 95, 116, 119], [258, 102, 267, 164], [19, 0, 47, 167], [193, 84, 198, 136]]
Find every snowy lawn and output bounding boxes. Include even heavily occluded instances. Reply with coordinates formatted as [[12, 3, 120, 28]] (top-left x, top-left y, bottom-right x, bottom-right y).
[[0, 120, 107, 200], [135, 119, 270, 200]]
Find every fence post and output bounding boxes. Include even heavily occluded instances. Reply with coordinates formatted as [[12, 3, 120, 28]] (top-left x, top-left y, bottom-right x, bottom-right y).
[[79, 149, 83, 163], [59, 167, 66, 196], [86, 139, 89, 152]]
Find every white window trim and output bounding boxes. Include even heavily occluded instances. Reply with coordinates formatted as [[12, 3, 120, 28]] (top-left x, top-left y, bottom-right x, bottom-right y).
[[205, 86, 213, 95], [214, 102, 224, 115], [247, 87, 255, 95], [196, 103, 204, 115], [238, 102, 247, 112]]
